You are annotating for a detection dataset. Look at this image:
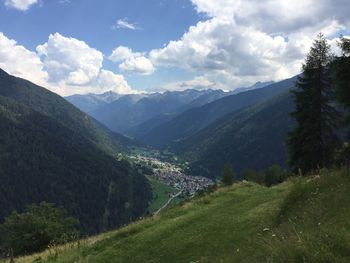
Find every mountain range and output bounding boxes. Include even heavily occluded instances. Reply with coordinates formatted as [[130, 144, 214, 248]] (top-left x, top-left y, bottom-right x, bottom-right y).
[[67, 89, 229, 133], [138, 77, 297, 149], [67, 78, 297, 177]]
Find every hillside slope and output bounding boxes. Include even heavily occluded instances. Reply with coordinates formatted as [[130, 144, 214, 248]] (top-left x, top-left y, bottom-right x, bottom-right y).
[[0, 69, 131, 154], [19, 170, 350, 263], [178, 91, 295, 178], [0, 69, 152, 234], [139, 76, 297, 148]]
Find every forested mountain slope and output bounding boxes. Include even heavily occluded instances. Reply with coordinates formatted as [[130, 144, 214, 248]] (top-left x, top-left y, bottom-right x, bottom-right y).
[[0, 69, 131, 155], [178, 91, 295, 178], [138, 76, 297, 148], [90, 89, 228, 133], [0, 69, 152, 234]]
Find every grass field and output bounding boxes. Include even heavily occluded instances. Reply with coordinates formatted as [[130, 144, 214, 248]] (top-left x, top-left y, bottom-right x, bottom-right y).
[[8, 169, 350, 263], [147, 176, 179, 213]]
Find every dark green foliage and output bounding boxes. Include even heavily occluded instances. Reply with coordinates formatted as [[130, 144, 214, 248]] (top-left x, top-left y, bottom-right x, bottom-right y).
[[242, 168, 261, 183], [335, 143, 350, 172], [140, 77, 297, 148], [0, 69, 131, 155], [0, 69, 152, 237], [0, 202, 78, 256], [288, 34, 340, 175], [221, 165, 235, 186], [334, 36, 350, 135], [264, 164, 284, 187], [0, 96, 152, 234], [181, 91, 295, 178]]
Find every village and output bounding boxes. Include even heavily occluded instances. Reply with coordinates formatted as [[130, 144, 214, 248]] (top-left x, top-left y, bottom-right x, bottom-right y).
[[129, 154, 214, 198]]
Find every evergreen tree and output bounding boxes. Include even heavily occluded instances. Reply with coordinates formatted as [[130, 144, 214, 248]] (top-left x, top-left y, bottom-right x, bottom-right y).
[[334, 36, 350, 132], [264, 165, 283, 187], [221, 164, 235, 186], [288, 33, 340, 175]]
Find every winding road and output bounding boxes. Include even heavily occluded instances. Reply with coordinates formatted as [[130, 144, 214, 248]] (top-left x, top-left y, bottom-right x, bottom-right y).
[[154, 190, 183, 215]]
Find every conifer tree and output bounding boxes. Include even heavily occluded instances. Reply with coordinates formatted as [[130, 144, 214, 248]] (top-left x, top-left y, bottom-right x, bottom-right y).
[[221, 164, 235, 186], [335, 36, 350, 130], [288, 33, 340, 175]]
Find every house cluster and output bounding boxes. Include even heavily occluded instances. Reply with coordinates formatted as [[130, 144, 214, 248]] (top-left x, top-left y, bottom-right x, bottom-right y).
[[153, 169, 214, 197], [130, 154, 214, 197]]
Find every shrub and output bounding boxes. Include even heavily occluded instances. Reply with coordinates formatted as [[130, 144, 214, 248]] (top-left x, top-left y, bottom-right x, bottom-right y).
[[0, 202, 79, 257]]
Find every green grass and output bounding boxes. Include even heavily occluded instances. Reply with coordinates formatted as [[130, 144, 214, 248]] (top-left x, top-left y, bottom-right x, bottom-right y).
[[10, 169, 350, 263], [147, 177, 178, 213]]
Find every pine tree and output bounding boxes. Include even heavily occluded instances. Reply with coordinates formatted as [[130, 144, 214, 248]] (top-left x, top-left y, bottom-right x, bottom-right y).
[[335, 36, 350, 130], [288, 33, 340, 175], [221, 164, 235, 186]]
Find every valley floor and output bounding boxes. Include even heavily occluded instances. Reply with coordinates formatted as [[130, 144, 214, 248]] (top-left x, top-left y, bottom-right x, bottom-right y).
[[12, 169, 350, 263]]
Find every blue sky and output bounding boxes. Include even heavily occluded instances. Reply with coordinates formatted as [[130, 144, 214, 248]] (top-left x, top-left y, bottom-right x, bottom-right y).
[[0, 0, 349, 95], [0, 0, 203, 92]]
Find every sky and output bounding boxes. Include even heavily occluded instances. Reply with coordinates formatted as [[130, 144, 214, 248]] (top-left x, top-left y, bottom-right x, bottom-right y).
[[0, 0, 349, 96]]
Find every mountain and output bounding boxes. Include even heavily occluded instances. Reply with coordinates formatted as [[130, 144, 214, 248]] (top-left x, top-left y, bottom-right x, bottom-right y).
[[65, 91, 123, 116], [178, 91, 295, 178], [21, 170, 350, 262], [231, 81, 274, 95], [127, 89, 227, 138], [0, 69, 152, 234], [138, 76, 297, 149], [88, 89, 228, 133]]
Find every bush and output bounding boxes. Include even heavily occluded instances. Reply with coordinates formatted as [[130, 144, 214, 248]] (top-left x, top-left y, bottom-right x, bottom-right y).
[[221, 165, 235, 186], [264, 164, 284, 187], [0, 202, 79, 257]]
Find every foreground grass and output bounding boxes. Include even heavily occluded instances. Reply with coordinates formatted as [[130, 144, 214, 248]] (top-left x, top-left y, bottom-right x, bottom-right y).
[[11, 169, 350, 262]]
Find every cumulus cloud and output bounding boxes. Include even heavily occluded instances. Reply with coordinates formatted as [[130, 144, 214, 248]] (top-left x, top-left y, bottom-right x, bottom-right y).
[[109, 46, 141, 62], [150, 0, 350, 89], [119, 56, 155, 75], [160, 76, 221, 91], [37, 33, 103, 86], [0, 32, 48, 85], [54, 69, 132, 95], [109, 46, 155, 75], [94, 69, 131, 94], [0, 32, 134, 96], [4, 0, 39, 11]]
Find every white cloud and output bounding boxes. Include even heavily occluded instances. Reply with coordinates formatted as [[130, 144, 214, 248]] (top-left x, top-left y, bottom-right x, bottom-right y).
[[35, 33, 136, 95], [160, 76, 220, 91], [113, 19, 141, 30], [109, 46, 142, 62], [0, 32, 134, 96], [94, 70, 132, 94], [54, 69, 133, 95], [149, 0, 350, 89], [109, 46, 155, 75], [37, 33, 103, 86], [4, 0, 39, 11], [119, 56, 155, 75], [0, 32, 48, 85]]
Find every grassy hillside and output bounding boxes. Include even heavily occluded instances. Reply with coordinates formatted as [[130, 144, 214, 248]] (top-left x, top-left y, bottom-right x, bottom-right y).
[[14, 169, 350, 262]]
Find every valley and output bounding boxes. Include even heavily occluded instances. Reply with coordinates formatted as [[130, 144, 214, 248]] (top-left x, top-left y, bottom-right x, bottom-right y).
[[127, 150, 215, 212]]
